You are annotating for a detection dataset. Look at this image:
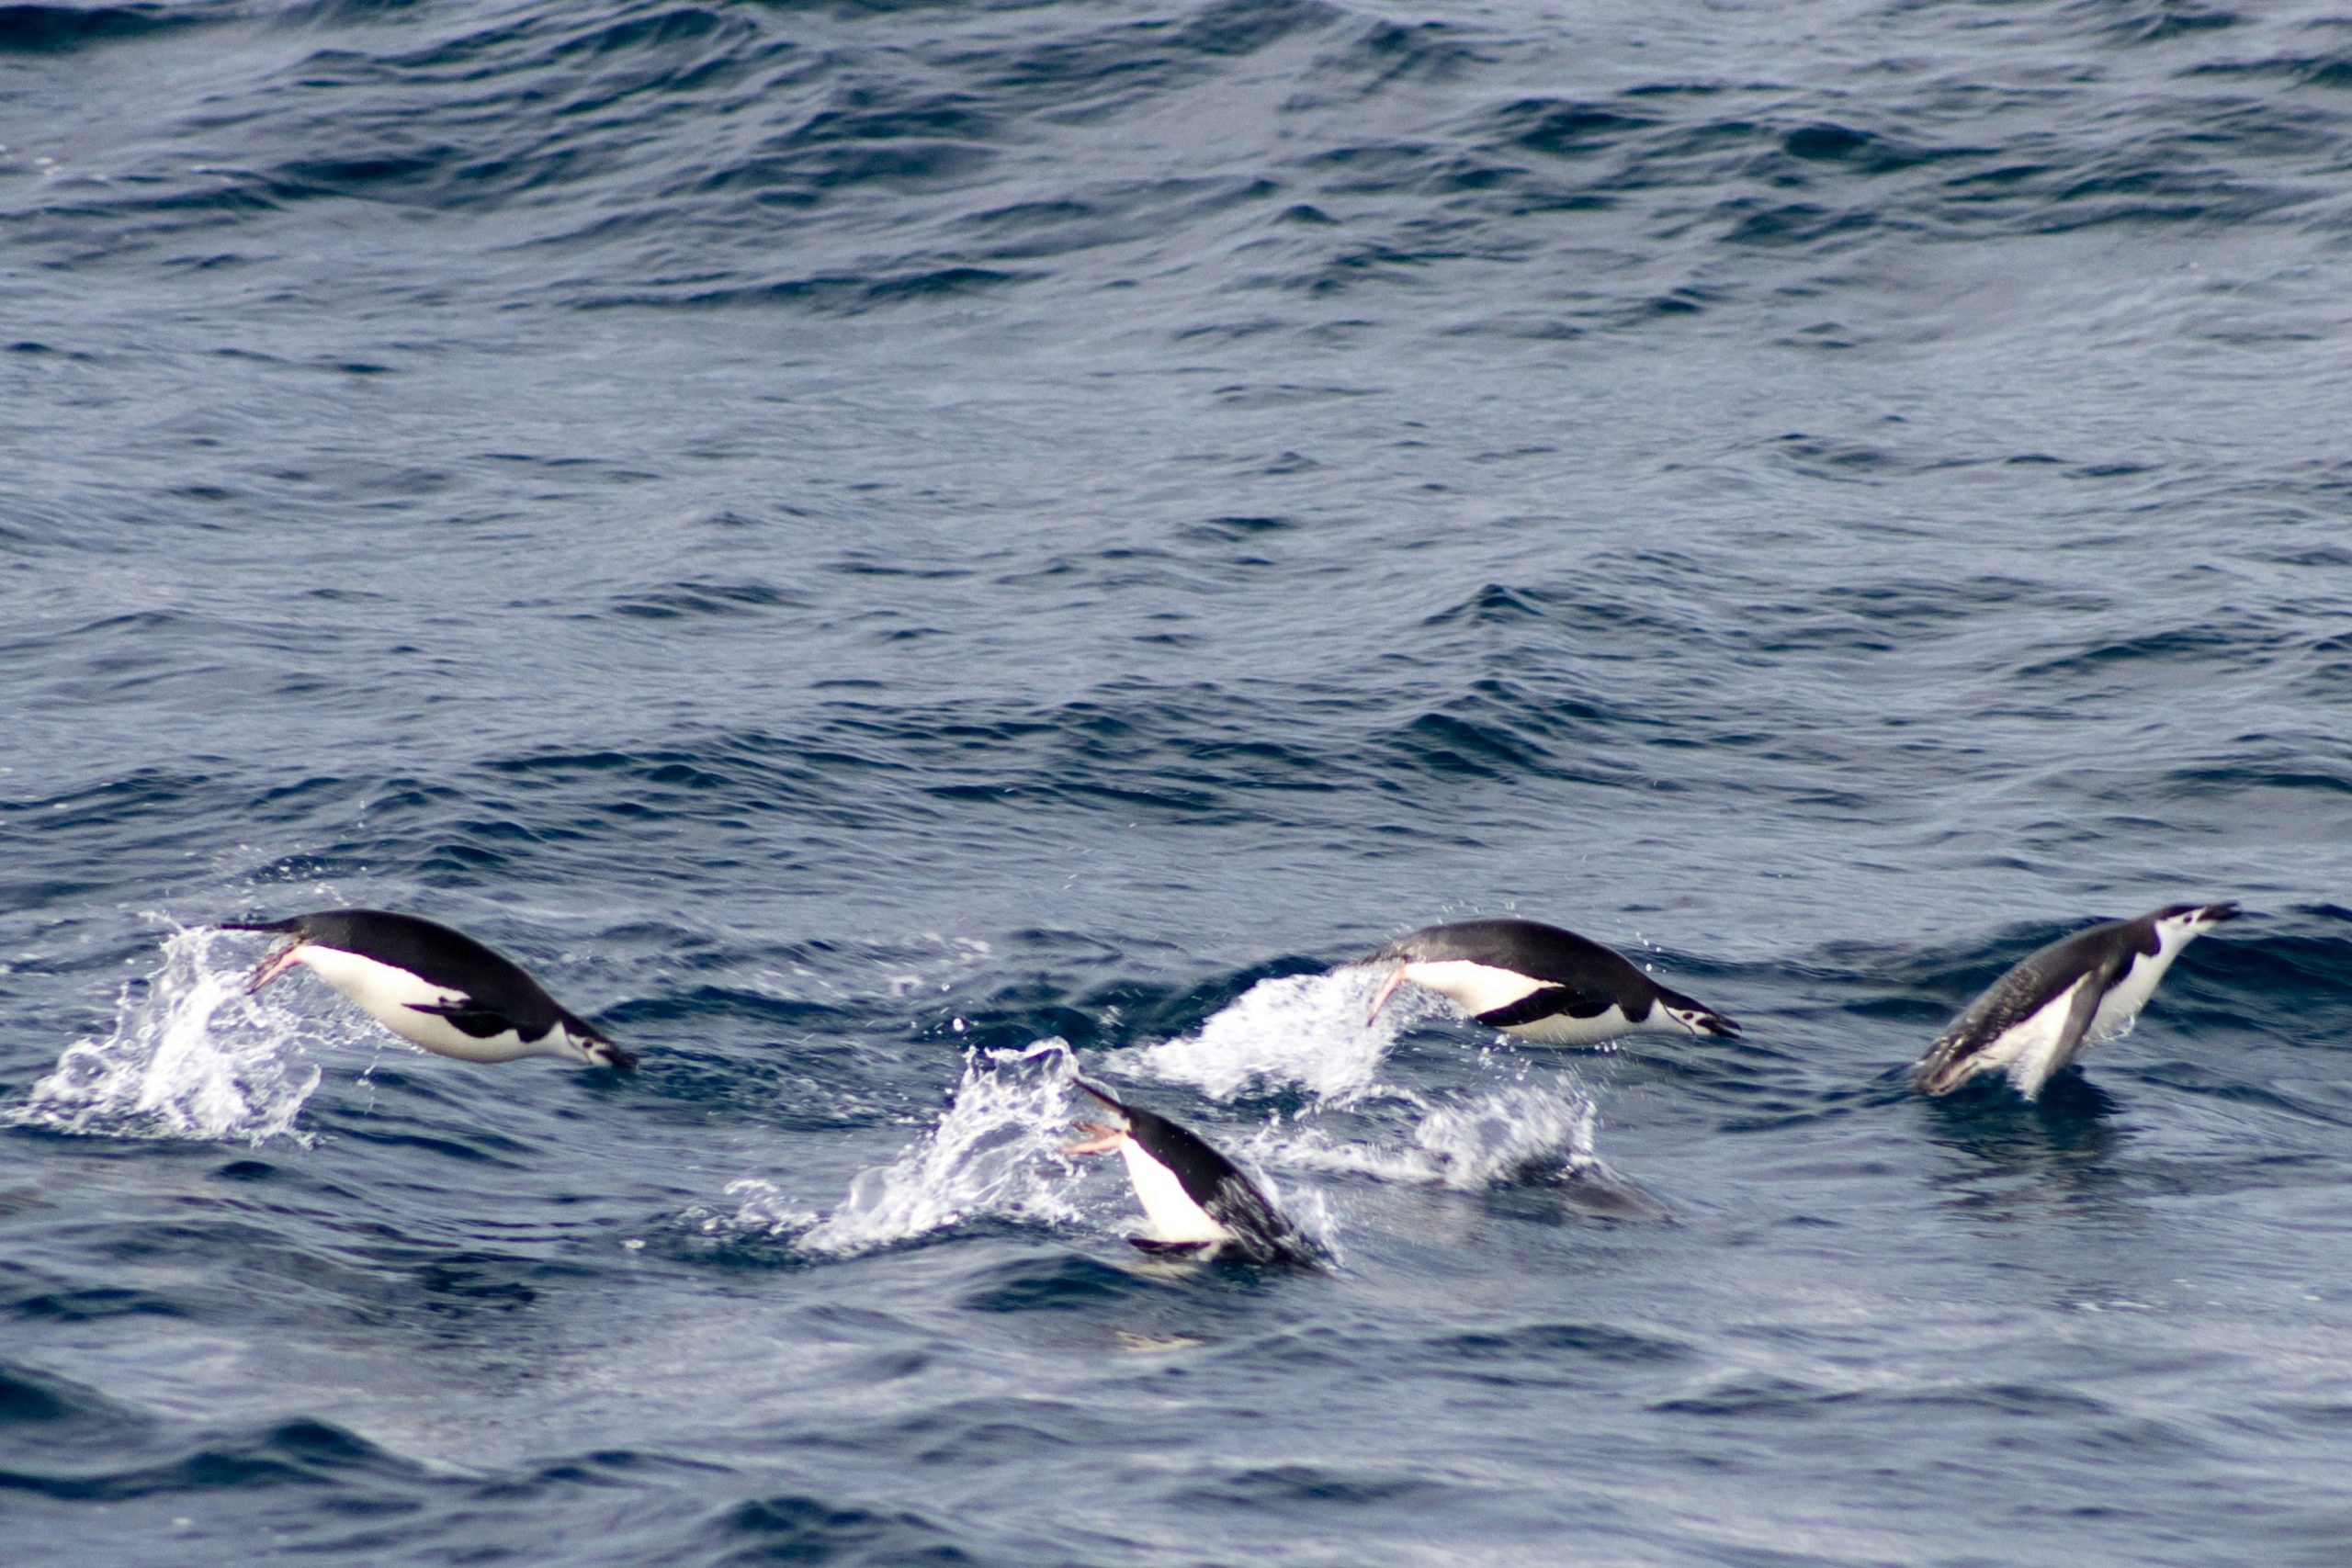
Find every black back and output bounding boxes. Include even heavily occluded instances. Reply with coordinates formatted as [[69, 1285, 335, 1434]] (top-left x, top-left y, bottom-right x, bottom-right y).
[[1380, 917, 1668, 1014], [1377, 919, 1657, 994], [225, 908, 597, 1043], [1939, 912, 2157, 1050]]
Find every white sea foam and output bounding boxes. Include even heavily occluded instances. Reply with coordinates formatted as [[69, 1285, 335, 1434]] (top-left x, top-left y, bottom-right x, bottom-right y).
[[1412, 1085, 1601, 1187], [1119, 965, 1613, 1204], [10, 924, 323, 1146], [739, 1042, 1084, 1258], [708, 1177, 820, 1238], [1117, 966, 1410, 1103], [1246, 1081, 1602, 1191]]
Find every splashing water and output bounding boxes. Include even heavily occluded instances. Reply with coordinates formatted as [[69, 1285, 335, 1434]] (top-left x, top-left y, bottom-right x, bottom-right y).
[[1412, 1086, 1602, 1188], [1250, 1081, 1603, 1191], [1118, 966, 1408, 1103], [779, 1042, 1084, 1258], [701, 1043, 1359, 1262], [1266, 1176, 1342, 1268], [707, 1178, 820, 1240], [10, 924, 323, 1146]]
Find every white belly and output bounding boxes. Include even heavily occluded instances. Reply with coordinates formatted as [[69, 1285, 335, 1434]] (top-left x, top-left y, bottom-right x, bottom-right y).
[[2087, 946, 2181, 1044], [1968, 976, 2095, 1099], [1402, 960, 1661, 1043], [1497, 1003, 1644, 1046], [1117, 1142, 1229, 1246], [295, 947, 545, 1063], [1401, 959, 1553, 1017]]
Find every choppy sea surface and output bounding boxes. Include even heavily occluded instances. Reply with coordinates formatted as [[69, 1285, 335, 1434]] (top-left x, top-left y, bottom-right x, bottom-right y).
[[7, 2, 2352, 1562]]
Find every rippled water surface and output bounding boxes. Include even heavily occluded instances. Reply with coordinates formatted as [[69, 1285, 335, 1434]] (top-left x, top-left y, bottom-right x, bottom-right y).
[[7, 2, 2352, 1563]]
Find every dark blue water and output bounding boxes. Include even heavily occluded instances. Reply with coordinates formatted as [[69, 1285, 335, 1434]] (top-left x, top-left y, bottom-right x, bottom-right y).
[[7, 1, 2352, 1562]]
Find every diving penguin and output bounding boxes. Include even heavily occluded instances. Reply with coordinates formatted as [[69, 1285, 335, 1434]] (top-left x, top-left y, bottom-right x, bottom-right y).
[[1061, 1078, 1313, 1265], [1363, 917, 1740, 1046], [1909, 901, 2239, 1100], [223, 908, 636, 1070]]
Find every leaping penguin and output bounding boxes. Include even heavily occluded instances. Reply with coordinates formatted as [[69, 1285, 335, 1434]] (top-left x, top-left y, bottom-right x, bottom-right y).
[[1910, 901, 2240, 1100], [1363, 918, 1740, 1046], [1061, 1078, 1314, 1266], [223, 908, 636, 1071]]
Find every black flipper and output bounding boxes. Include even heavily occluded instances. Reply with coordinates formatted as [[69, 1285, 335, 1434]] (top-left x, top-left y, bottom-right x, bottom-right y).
[[2045, 964, 2117, 1067], [1130, 1239, 1216, 1257], [1475, 986, 1615, 1030], [404, 999, 524, 1040]]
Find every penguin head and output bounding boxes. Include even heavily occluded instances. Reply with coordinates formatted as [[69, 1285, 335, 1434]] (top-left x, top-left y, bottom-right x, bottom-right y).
[[564, 1020, 639, 1072], [2141, 901, 2242, 962], [1658, 998, 1742, 1039], [2155, 900, 2241, 930]]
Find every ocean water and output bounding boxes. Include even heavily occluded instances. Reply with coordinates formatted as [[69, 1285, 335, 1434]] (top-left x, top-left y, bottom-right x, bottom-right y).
[[6, 0, 2352, 1562]]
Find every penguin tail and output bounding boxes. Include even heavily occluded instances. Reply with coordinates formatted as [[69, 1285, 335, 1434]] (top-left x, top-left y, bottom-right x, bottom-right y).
[[1069, 1077, 1130, 1116], [1909, 1038, 1977, 1097]]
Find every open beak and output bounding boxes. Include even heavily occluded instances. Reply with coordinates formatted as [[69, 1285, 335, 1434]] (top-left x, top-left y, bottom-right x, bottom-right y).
[[1061, 1122, 1126, 1157], [245, 942, 306, 994], [1364, 961, 1410, 1026]]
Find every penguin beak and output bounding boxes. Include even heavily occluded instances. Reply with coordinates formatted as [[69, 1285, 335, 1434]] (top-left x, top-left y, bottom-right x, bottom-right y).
[[245, 941, 307, 994], [1364, 961, 1410, 1026], [585, 1040, 639, 1072], [1061, 1122, 1126, 1157], [2202, 901, 2244, 925]]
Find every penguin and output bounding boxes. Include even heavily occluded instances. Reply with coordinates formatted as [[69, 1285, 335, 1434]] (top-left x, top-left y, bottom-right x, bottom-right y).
[[1363, 918, 1740, 1046], [1910, 901, 2240, 1100], [223, 908, 636, 1070], [1060, 1078, 1313, 1265]]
